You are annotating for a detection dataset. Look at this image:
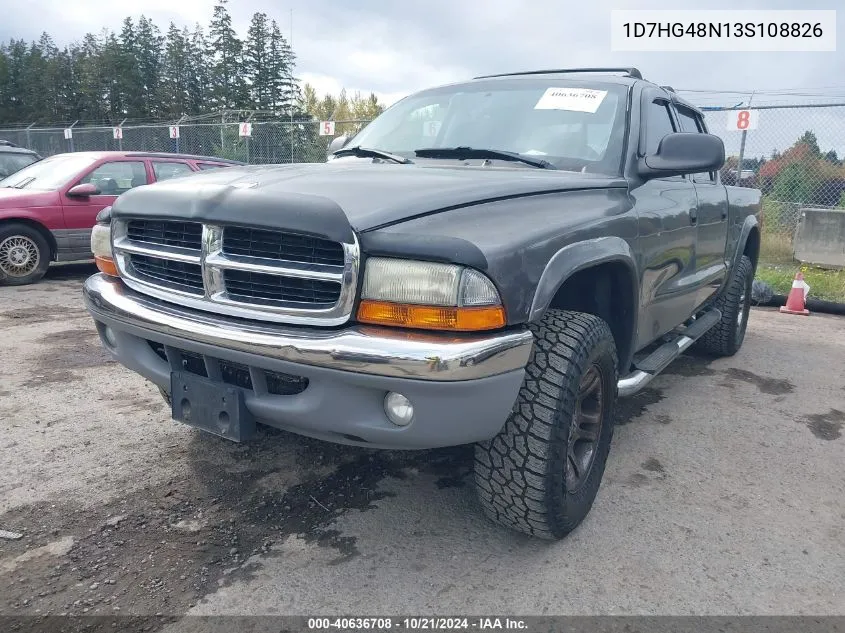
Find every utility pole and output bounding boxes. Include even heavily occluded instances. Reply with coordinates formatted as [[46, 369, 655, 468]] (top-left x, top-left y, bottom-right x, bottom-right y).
[[290, 8, 295, 164]]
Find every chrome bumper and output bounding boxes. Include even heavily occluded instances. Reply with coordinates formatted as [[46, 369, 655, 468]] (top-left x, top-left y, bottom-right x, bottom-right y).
[[82, 274, 533, 382]]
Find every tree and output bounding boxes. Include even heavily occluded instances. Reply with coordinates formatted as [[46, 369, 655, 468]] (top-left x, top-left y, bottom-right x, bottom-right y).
[[771, 162, 815, 204], [76, 32, 110, 122], [160, 23, 190, 118], [116, 18, 141, 118], [244, 12, 271, 109], [268, 20, 298, 113], [134, 17, 164, 118], [0, 2, 316, 127], [797, 130, 821, 157], [184, 25, 212, 116], [302, 83, 319, 118], [209, 0, 246, 110]]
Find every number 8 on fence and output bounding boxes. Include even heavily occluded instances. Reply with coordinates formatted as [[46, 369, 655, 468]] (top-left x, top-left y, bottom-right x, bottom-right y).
[[726, 109, 759, 131]]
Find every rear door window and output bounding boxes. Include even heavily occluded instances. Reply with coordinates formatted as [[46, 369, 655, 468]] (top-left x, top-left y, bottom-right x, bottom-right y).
[[152, 161, 194, 182]]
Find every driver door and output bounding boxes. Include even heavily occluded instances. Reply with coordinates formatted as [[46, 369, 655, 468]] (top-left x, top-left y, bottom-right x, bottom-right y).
[[61, 159, 150, 233]]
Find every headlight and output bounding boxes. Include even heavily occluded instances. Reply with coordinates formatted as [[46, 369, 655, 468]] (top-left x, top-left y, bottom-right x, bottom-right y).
[[90, 221, 119, 277], [357, 257, 505, 331]]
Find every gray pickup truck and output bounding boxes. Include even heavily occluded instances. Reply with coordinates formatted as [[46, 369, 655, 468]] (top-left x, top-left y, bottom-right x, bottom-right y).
[[83, 68, 761, 539]]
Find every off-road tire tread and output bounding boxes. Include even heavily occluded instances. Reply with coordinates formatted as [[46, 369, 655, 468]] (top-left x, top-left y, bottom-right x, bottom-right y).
[[695, 255, 753, 356], [474, 309, 617, 540]]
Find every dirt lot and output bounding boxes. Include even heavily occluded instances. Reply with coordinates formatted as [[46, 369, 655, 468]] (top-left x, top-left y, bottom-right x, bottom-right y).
[[1, 264, 843, 621]]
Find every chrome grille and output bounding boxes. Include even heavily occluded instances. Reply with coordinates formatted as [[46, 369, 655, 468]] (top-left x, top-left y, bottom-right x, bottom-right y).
[[112, 219, 359, 326], [223, 226, 344, 266], [130, 254, 204, 295], [127, 220, 203, 250], [223, 269, 341, 306]]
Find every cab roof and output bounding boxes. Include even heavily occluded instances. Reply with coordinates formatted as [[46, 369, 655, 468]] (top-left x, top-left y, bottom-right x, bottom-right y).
[[469, 67, 701, 114], [43, 150, 243, 164]]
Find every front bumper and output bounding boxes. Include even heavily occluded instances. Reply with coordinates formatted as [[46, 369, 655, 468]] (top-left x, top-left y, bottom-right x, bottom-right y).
[[83, 274, 532, 449]]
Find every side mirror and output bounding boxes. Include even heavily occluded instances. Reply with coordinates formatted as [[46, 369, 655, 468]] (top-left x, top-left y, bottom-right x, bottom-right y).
[[326, 135, 351, 158], [67, 183, 99, 197], [638, 133, 725, 180]]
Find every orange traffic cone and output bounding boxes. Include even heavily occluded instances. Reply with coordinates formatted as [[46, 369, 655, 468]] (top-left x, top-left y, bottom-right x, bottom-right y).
[[779, 271, 810, 316]]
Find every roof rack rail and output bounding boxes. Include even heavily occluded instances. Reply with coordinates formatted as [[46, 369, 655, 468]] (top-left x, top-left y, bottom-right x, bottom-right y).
[[474, 67, 644, 80], [661, 85, 676, 93]]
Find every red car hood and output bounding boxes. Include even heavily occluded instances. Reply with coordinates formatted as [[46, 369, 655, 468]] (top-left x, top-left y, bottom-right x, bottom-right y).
[[0, 187, 60, 208]]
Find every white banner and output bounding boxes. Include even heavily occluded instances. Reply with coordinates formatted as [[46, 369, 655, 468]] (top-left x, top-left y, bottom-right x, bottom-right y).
[[239, 122, 253, 137], [726, 110, 760, 132], [319, 121, 336, 136], [169, 125, 180, 139]]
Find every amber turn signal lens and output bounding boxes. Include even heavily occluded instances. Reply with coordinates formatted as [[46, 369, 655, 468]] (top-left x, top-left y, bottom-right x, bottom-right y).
[[357, 300, 506, 332], [95, 255, 119, 277]]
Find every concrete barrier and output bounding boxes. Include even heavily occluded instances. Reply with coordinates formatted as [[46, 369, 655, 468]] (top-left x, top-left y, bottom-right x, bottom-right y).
[[793, 207, 845, 269]]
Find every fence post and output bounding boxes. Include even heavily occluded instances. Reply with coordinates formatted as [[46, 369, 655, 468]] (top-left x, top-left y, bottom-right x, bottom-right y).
[[220, 111, 226, 157], [734, 92, 755, 187], [118, 118, 127, 151], [25, 122, 35, 150], [68, 120, 78, 152]]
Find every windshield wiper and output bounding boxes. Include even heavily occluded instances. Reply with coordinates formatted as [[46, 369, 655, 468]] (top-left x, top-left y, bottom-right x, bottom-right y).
[[331, 146, 413, 164], [414, 147, 557, 170], [10, 177, 35, 189]]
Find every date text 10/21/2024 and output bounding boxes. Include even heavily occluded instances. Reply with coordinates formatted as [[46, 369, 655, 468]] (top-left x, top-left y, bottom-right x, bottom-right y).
[[306, 617, 528, 630]]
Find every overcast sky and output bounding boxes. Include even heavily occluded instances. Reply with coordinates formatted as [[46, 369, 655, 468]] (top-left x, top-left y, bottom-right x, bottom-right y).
[[1, 0, 843, 154]]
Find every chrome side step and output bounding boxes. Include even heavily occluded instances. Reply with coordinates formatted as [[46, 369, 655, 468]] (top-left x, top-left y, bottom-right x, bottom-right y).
[[617, 308, 722, 397]]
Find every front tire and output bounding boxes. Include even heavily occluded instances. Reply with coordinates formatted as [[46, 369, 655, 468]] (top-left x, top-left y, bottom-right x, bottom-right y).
[[0, 223, 51, 286], [695, 254, 754, 357], [474, 310, 618, 540]]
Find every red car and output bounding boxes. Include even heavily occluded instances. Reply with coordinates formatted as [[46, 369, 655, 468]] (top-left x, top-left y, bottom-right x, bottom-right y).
[[0, 151, 242, 285]]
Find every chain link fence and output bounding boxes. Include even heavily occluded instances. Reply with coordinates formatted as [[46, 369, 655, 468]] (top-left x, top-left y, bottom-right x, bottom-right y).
[[701, 104, 845, 264], [0, 118, 373, 166], [3, 104, 845, 264]]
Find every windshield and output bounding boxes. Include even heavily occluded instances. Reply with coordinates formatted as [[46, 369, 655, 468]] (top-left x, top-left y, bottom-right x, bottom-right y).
[[0, 153, 39, 179], [347, 79, 629, 175], [0, 153, 99, 190]]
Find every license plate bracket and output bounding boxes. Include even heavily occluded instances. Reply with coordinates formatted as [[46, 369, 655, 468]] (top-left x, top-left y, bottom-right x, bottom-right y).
[[170, 371, 255, 442]]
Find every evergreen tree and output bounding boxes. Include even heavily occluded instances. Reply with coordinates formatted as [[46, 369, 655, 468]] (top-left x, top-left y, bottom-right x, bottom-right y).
[[2, 40, 29, 121], [209, 0, 246, 109], [268, 20, 298, 114], [244, 12, 271, 110], [0, 3, 322, 126], [185, 25, 212, 115], [135, 16, 163, 118], [117, 18, 142, 118], [76, 32, 109, 121], [161, 22, 189, 117]]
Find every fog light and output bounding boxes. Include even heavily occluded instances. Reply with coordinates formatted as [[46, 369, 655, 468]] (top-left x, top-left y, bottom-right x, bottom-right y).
[[384, 392, 414, 427], [102, 325, 117, 349]]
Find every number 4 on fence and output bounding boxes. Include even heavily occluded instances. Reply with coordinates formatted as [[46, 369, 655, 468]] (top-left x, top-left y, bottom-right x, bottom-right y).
[[727, 110, 759, 132]]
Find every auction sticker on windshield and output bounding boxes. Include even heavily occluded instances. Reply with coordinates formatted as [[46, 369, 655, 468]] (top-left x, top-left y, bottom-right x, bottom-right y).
[[534, 87, 608, 113]]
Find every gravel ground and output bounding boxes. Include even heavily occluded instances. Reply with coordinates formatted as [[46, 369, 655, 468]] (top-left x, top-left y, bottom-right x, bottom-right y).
[[0, 264, 843, 623]]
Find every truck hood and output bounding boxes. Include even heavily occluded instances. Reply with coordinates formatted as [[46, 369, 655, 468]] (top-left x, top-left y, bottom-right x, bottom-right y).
[[0, 187, 59, 209], [111, 161, 626, 243]]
